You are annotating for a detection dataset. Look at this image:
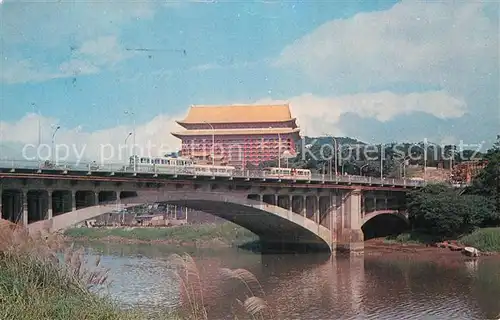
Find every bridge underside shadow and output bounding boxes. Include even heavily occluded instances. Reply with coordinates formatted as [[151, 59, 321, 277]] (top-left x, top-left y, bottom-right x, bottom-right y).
[[158, 199, 331, 254], [362, 213, 410, 240]]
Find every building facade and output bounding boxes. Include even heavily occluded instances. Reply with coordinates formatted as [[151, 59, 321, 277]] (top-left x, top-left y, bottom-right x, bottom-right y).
[[451, 160, 488, 184], [171, 104, 300, 168]]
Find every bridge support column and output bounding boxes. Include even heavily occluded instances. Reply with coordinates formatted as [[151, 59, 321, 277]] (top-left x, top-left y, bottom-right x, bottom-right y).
[[0, 189, 2, 220], [302, 196, 306, 217], [47, 190, 53, 220], [337, 189, 364, 255], [22, 190, 28, 226], [314, 196, 319, 224], [94, 192, 99, 206], [71, 190, 76, 212]]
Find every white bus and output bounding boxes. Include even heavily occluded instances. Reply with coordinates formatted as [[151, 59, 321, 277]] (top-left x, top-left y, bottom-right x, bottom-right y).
[[193, 164, 236, 176], [130, 156, 195, 174], [263, 167, 311, 180]]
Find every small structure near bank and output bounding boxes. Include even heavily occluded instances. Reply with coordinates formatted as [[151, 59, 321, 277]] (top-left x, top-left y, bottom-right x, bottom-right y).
[[462, 246, 480, 257], [134, 214, 187, 227]]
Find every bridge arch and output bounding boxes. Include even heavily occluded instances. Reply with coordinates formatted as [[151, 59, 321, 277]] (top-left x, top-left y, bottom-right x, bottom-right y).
[[28, 190, 333, 253], [361, 210, 409, 240]]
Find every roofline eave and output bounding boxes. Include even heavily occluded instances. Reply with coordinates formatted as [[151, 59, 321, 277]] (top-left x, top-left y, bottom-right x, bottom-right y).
[[177, 118, 297, 125]]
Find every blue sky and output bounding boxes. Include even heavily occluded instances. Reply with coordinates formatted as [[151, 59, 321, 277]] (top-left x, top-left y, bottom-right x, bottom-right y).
[[0, 0, 498, 161]]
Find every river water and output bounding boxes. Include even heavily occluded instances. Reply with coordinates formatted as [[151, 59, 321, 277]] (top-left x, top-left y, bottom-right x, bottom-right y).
[[81, 242, 500, 320]]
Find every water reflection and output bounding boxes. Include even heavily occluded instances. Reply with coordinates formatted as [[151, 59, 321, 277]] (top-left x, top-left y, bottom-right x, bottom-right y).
[[82, 243, 500, 319]]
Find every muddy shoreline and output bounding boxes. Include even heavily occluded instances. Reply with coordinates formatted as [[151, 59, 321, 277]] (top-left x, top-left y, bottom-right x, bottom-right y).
[[65, 235, 499, 260], [364, 238, 499, 266]]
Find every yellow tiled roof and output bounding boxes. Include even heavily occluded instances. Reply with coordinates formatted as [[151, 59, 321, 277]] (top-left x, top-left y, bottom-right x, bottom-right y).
[[172, 128, 300, 137], [178, 104, 294, 124]]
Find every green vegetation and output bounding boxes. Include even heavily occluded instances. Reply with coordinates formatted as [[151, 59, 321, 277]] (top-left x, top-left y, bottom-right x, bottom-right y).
[[384, 231, 441, 245], [407, 183, 496, 238], [64, 222, 258, 246], [249, 135, 486, 178], [468, 135, 500, 215], [387, 135, 500, 248], [458, 228, 500, 252], [0, 221, 273, 320], [0, 223, 154, 320]]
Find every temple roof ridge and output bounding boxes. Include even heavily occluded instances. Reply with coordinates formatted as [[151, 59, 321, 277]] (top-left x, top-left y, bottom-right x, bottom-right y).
[[177, 103, 295, 124]]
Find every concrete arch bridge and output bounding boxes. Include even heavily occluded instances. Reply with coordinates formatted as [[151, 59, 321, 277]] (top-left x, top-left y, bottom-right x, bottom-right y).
[[27, 184, 409, 254]]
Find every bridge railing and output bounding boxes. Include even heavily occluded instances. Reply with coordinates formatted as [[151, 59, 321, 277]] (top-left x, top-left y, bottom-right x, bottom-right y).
[[0, 158, 426, 187]]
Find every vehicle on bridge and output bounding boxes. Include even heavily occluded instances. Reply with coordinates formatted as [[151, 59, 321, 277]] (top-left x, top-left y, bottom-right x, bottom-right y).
[[128, 156, 236, 176], [263, 167, 312, 180]]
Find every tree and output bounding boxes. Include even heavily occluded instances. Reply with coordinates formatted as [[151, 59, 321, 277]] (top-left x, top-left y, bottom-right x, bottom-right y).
[[407, 183, 496, 238], [469, 135, 500, 214]]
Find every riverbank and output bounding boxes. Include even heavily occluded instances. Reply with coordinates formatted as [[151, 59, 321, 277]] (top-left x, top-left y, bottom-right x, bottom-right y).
[[0, 220, 176, 320], [368, 228, 500, 258], [1, 219, 272, 320], [64, 222, 258, 248]]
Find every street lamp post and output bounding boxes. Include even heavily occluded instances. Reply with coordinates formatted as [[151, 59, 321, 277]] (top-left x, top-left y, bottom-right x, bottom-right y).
[[277, 132, 281, 169], [204, 121, 215, 167], [124, 111, 136, 171], [360, 163, 369, 176], [125, 132, 132, 166], [380, 143, 384, 180], [51, 125, 60, 164], [397, 157, 409, 178], [322, 133, 338, 180]]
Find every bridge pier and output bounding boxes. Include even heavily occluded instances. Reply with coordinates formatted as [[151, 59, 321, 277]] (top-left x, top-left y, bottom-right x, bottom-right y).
[[336, 189, 364, 254], [47, 190, 53, 220], [21, 190, 28, 226]]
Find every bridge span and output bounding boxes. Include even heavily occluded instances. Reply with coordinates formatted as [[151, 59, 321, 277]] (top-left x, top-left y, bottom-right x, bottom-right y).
[[0, 162, 417, 254]]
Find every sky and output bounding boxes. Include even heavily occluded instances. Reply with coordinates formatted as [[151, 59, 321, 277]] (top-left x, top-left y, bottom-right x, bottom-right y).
[[0, 0, 499, 162]]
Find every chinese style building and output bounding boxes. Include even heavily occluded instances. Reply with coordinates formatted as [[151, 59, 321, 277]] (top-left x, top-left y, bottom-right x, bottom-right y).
[[171, 104, 300, 168]]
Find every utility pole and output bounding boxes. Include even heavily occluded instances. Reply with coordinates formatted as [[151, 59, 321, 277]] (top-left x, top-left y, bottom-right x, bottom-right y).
[[380, 143, 384, 179], [204, 121, 215, 167], [124, 111, 136, 171]]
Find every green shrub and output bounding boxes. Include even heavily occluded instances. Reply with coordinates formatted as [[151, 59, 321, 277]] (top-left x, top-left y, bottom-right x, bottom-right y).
[[458, 228, 500, 252]]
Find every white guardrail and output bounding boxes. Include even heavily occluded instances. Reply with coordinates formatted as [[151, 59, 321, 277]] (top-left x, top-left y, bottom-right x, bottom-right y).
[[0, 159, 426, 187]]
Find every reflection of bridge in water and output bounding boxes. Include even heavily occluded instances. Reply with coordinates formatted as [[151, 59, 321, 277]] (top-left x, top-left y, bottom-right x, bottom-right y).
[[1, 164, 417, 253]]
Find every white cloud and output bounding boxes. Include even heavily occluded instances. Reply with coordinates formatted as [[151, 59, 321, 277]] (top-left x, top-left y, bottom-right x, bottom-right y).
[[0, 1, 155, 48], [252, 90, 466, 137], [0, 113, 183, 164], [76, 36, 131, 66], [275, 1, 498, 93], [1, 36, 131, 84]]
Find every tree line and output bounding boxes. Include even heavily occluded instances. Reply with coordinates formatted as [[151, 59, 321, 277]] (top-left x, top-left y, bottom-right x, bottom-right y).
[[407, 135, 500, 238], [252, 136, 486, 178]]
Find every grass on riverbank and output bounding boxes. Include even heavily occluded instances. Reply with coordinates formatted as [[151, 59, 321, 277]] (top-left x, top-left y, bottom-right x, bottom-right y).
[[458, 228, 500, 252], [384, 231, 441, 245], [0, 220, 152, 320], [1, 219, 273, 320], [385, 228, 500, 253], [64, 222, 258, 245]]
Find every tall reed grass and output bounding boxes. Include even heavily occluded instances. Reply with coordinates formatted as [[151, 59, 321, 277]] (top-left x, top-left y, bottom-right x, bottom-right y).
[[0, 219, 275, 319], [0, 219, 143, 320], [168, 253, 274, 320], [458, 227, 500, 252]]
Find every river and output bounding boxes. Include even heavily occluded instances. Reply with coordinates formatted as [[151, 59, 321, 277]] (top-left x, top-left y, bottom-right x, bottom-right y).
[[81, 242, 500, 320]]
